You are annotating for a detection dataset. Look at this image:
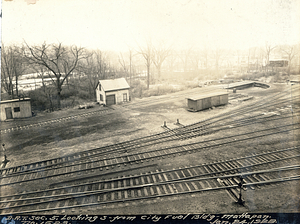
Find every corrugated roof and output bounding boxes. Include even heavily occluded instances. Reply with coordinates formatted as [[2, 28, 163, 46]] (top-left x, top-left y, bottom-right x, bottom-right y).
[[99, 78, 130, 92]]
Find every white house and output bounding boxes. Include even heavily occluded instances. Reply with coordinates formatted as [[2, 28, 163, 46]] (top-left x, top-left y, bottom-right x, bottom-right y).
[[95, 78, 130, 106], [0, 98, 32, 121]]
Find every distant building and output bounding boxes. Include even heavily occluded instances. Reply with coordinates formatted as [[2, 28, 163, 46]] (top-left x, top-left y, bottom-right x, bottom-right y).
[[95, 78, 130, 106], [0, 98, 32, 121], [269, 60, 289, 67]]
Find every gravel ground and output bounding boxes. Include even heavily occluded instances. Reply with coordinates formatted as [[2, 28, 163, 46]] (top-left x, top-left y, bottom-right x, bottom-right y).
[[0, 83, 299, 215]]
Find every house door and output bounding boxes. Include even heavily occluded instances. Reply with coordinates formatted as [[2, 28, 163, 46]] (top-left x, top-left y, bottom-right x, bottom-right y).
[[5, 107, 13, 119], [106, 95, 116, 106]]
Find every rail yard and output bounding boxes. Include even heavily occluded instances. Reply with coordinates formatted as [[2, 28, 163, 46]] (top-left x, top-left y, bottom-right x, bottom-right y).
[[0, 83, 299, 215]]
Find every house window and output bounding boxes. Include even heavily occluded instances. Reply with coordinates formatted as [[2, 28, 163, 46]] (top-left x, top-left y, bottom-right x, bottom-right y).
[[14, 107, 20, 112], [123, 93, 127, 102], [100, 94, 103, 101]]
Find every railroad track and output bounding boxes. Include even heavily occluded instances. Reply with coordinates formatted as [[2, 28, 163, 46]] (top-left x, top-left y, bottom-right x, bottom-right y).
[[1, 146, 299, 215], [1, 85, 297, 173], [0, 84, 298, 214], [0, 107, 113, 134], [1, 90, 298, 176], [1, 123, 298, 187]]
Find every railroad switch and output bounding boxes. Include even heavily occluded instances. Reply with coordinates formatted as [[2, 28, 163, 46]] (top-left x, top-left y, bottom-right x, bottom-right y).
[[237, 176, 245, 206], [174, 119, 184, 126], [1, 143, 10, 168], [162, 121, 167, 127]]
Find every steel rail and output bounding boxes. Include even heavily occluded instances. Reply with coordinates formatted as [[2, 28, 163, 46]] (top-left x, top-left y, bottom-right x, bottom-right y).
[[0, 124, 299, 187], [0, 111, 297, 177], [1, 167, 298, 215], [1, 145, 298, 201], [1, 121, 298, 179], [1, 87, 297, 174]]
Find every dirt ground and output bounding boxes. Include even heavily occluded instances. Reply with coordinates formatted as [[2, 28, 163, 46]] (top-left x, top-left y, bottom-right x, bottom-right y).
[[0, 83, 299, 214]]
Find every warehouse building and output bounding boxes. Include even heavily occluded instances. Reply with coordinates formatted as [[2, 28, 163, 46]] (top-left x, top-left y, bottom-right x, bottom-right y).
[[96, 78, 130, 106], [0, 98, 32, 121], [187, 92, 228, 112]]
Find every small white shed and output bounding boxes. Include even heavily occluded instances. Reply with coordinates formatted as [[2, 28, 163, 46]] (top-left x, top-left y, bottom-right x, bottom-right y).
[[0, 98, 32, 121], [95, 78, 130, 106]]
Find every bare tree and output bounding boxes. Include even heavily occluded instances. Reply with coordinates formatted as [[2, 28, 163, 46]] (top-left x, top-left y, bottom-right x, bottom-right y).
[[32, 65, 55, 111], [118, 49, 136, 85], [200, 47, 209, 69], [76, 49, 112, 99], [178, 47, 193, 72], [264, 43, 277, 71], [24, 42, 86, 108], [211, 48, 226, 77], [247, 47, 257, 72], [281, 45, 297, 76], [152, 43, 172, 80], [137, 42, 153, 89], [118, 52, 129, 78], [165, 50, 178, 72], [1, 44, 26, 98], [189, 49, 202, 73]]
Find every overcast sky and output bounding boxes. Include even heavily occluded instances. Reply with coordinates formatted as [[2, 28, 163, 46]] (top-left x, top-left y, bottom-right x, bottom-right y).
[[2, 0, 300, 51]]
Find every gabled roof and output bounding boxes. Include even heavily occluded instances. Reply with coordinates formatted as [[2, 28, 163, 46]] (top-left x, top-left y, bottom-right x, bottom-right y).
[[99, 78, 130, 92]]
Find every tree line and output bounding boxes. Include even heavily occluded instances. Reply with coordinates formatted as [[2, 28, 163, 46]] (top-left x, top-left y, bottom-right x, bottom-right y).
[[1, 42, 299, 111]]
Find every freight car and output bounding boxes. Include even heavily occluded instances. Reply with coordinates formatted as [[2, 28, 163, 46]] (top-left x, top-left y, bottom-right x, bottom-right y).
[[187, 91, 228, 112]]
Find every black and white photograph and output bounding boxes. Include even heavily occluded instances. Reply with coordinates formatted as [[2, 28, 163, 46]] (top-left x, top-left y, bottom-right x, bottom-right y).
[[0, 0, 300, 223]]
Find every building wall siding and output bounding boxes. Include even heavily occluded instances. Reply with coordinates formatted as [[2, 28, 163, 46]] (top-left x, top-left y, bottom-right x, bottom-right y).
[[105, 89, 129, 104], [0, 100, 32, 121], [95, 84, 129, 105], [187, 93, 228, 111]]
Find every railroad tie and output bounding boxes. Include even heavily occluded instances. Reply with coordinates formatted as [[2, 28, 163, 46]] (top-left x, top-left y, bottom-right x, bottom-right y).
[[215, 163, 227, 173], [161, 184, 169, 194], [211, 164, 221, 172], [146, 175, 151, 184], [157, 173, 163, 182], [190, 181, 198, 190], [129, 176, 134, 186], [150, 187, 155, 195], [128, 189, 133, 198], [184, 182, 192, 192], [220, 162, 234, 174], [167, 184, 175, 194], [222, 179, 239, 200], [205, 180, 213, 189], [181, 170, 187, 178], [103, 193, 107, 201], [163, 172, 171, 181], [141, 176, 145, 185], [186, 168, 193, 177], [137, 189, 142, 197], [156, 186, 162, 195], [243, 176, 257, 190], [202, 165, 211, 174], [174, 171, 181, 179], [151, 173, 157, 182], [124, 190, 128, 199]]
